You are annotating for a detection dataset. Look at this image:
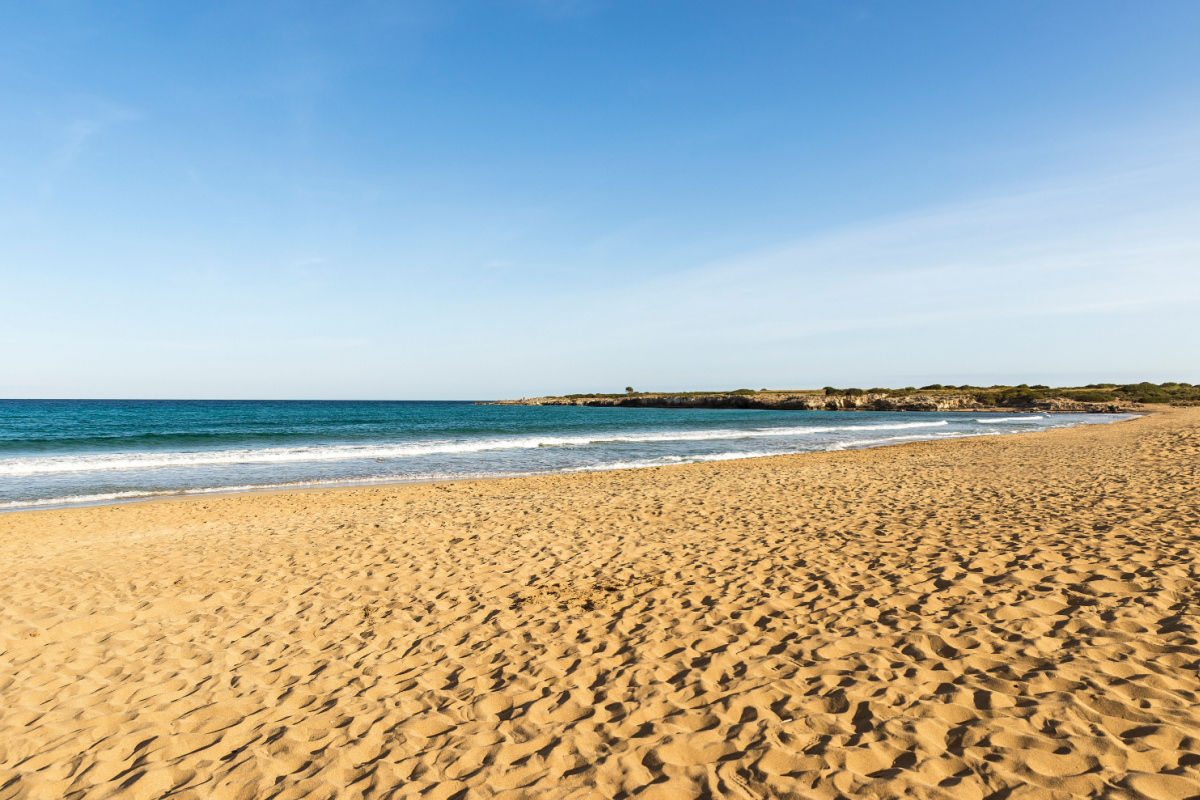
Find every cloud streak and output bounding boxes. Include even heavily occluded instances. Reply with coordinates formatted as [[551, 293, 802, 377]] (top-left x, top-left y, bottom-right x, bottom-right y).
[[34, 98, 141, 209], [577, 142, 1200, 345]]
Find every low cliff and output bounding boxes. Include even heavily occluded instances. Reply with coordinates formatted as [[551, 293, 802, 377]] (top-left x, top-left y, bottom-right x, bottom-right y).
[[487, 392, 1137, 414]]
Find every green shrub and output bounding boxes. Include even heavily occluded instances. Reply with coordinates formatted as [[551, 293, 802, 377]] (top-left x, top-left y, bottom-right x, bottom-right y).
[[920, 384, 943, 390], [1108, 382, 1200, 404], [1061, 390, 1115, 403], [995, 389, 1040, 405]]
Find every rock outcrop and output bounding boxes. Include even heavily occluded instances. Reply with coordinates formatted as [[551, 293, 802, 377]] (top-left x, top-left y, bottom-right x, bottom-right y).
[[487, 392, 1137, 414]]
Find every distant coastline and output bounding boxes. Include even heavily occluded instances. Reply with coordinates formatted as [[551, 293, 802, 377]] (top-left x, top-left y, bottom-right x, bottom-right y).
[[485, 382, 1198, 413]]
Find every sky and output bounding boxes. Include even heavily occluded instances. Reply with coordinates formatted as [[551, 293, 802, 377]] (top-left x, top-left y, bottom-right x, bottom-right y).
[[1, 1, 1198, 399]]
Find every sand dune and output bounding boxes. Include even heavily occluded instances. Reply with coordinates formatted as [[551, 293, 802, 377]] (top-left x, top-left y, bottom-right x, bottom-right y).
[[1, 409, 1199, 799]]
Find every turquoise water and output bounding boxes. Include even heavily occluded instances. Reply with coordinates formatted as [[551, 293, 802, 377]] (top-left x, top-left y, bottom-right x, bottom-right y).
[[0, 400, 1132, 510]]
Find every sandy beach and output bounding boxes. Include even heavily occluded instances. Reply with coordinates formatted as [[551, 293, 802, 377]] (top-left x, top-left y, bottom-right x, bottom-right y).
[[1, 409, 1198, 800]]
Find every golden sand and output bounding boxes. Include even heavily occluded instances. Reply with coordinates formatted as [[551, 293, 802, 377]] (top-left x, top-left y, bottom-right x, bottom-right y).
[[1, 409, 1198, 800]]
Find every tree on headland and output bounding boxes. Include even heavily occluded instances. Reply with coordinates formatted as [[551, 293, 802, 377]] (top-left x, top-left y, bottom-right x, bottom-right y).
[[626, 387, 634, 394]]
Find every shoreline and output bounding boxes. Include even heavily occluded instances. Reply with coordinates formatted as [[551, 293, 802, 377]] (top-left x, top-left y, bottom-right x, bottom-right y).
[[0, 410, 1143, 516], [1, 407, 1196, 798]]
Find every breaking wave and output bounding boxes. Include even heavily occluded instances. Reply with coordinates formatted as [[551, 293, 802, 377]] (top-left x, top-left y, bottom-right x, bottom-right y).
[[0, 421, 950, 476]]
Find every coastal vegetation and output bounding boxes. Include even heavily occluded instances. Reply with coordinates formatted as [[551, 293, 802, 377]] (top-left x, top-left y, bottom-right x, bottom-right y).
[[503, 382, 1197, 412], [564, 382, 1197, 404], [816, 382, 1196, 404]]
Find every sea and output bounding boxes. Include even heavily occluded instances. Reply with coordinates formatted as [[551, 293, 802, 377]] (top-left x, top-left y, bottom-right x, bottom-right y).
[[0, 400, 1134, 511]]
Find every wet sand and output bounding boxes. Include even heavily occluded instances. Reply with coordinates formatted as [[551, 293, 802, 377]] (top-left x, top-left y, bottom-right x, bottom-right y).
[[1, 408, 1198, 799]]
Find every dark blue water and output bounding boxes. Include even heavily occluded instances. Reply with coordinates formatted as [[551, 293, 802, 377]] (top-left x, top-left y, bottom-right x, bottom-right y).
[[0, 400, 1132, 509]]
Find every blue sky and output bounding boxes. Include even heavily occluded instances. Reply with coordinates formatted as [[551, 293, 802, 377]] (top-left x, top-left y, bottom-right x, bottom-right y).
[[2, 1, 1198, 399]]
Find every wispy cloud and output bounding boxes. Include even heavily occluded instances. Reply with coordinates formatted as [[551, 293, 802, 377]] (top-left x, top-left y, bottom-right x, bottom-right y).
[[35, 98, 140, 206], [581, 142, 1200, 345], [427, 131, 1200, 392]]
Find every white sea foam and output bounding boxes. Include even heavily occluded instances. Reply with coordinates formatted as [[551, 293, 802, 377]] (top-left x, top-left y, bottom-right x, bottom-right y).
[[975, 415, 1046, 423], [0, 485, 281, 510], [1, 415, 1136, 511], [0, 420, 953, 476], [563, 450, 785, 472], [824, 434, 950, 451], [0, 450, 792, 509], [0, 472, 529, 510], [0, 432, 978, 509]]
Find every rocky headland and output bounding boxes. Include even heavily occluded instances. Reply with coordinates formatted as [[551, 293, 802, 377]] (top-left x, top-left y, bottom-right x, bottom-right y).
[[487, 391, 1138, 413]]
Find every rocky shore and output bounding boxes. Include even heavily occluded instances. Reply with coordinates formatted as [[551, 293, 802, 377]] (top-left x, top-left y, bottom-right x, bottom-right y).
[[487, 391, 1138, 413]]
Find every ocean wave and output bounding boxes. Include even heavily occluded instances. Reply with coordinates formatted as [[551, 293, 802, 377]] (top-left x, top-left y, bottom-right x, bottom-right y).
[[4, 417, 1139, 510], [0, 451, 794, 509], [975, 415, 1046, 423], [0, 421, 953, 476], [0, 435, 973, 510]]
